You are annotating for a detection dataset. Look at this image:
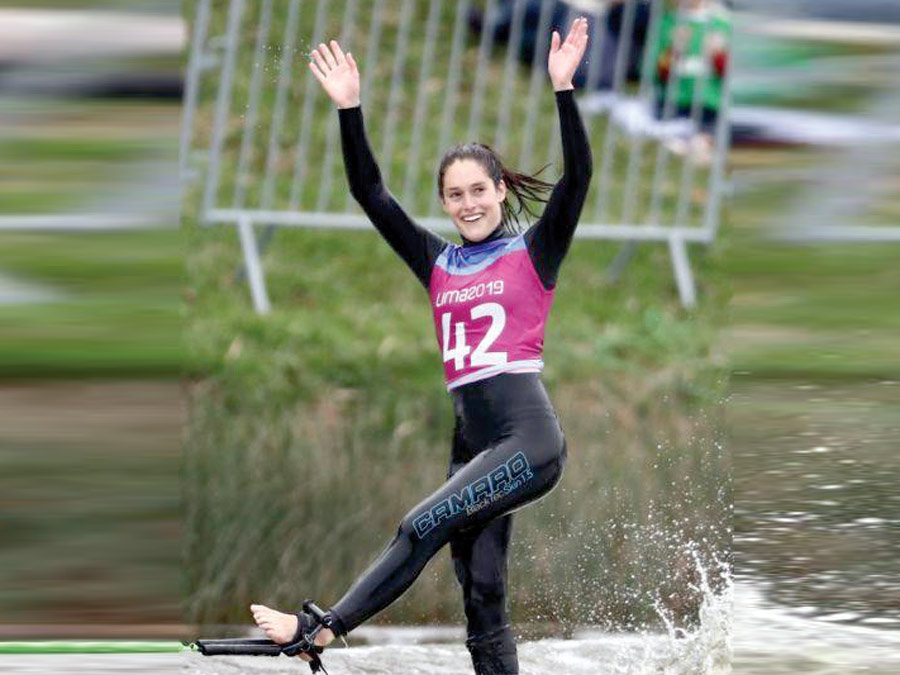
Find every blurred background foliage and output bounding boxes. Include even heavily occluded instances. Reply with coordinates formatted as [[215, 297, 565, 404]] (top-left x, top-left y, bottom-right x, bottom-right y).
[[0, 1, 183, 632]]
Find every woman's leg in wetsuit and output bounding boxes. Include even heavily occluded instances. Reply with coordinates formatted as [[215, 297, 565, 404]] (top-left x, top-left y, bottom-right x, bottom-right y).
[[451, 517, 517, 674], [326, 416, 565, 641], [449, 422, 519, 674]]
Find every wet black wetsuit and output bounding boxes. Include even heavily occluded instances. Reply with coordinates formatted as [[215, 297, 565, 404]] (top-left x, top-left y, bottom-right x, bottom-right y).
[[325, 90, 591, 673]]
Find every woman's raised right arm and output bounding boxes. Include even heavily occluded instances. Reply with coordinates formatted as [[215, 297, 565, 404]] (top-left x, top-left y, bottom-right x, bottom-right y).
[[309, 41, 446, 289]]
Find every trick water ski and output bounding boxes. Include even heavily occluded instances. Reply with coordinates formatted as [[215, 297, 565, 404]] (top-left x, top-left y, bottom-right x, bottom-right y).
[[194, 601, 335, 673]]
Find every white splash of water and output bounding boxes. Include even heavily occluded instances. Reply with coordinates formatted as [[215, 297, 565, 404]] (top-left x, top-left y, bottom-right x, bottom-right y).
[[648, 549, 732, 675]]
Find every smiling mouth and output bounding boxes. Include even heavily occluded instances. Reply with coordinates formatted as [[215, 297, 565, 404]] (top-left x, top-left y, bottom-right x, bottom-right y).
[[462, 214, 483, 223]]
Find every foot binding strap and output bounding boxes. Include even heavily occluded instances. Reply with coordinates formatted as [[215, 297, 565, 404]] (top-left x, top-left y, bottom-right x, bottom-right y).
[[194, 601, 334, 674]]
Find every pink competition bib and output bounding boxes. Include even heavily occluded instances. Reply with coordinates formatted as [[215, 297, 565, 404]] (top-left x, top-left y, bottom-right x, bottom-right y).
[[429, 236, 555, 390]]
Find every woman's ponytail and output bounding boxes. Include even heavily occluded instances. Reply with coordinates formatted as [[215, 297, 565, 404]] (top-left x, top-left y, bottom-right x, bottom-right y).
[[498, 165, 555, 227]]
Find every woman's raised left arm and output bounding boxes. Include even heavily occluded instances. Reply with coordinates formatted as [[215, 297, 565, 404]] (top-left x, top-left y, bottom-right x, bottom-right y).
[[525, 18, 593, 289]]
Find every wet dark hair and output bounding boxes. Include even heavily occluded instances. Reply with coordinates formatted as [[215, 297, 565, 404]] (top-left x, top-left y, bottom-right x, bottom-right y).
[[437, 143, 554, 230]]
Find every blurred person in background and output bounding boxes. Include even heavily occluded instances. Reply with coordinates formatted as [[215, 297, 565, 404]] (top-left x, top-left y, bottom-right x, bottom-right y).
[[653, 0, 731, 162], [468, 0, 651, 91]]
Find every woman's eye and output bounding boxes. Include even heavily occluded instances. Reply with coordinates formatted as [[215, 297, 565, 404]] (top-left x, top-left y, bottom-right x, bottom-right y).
[[475, 187, 484, 194]]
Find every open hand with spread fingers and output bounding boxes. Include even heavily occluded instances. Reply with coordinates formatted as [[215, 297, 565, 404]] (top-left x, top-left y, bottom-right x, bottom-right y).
[[548, 16, 590, 92], [308, 39, 360, 109]]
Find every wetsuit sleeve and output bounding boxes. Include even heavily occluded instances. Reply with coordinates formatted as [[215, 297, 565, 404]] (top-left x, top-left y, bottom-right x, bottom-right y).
[[339, 106, 448, 288], [523, 89, 593, 289]]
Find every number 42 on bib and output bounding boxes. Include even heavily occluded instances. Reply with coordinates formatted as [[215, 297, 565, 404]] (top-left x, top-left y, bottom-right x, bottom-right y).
[[441, 302, 508, 371]]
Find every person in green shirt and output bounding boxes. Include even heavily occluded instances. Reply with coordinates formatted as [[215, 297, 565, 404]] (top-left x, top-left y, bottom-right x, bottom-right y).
[[653, 0, 731, 160]]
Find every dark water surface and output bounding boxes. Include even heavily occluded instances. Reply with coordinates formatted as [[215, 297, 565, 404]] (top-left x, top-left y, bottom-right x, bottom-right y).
[[731, 378, 900, 628]]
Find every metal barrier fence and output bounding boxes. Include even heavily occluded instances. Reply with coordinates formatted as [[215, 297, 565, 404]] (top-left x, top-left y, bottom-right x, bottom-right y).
[[183, 0, 732, 312]]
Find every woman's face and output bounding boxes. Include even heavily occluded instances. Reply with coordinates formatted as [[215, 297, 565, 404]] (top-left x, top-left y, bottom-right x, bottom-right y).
[[440, 159, 507, 242]]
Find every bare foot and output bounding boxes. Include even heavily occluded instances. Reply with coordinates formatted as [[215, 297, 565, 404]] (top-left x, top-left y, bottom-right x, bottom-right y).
[[250, 604, 335, 661]]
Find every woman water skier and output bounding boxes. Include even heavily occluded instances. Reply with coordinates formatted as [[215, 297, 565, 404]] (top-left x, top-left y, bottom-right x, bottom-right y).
[[251, 17, 592, 675]]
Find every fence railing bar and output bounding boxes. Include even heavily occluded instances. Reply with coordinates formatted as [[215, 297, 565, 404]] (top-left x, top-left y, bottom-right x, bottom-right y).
[[202, 0, 244, 219], [179, 0, 211, 183], [580, 6, 608, 143], [620, 0, 663, 225], [359, 0, 386, 109], [493, 0, 528, 154], [580, 3, 608, 231], [288, 0, 329, 211], [250, 0, 303, 272], [316, 0, 358, 212], [345, 0, 386, 212], [668, 233, 696, 307], [261, 0, 302, 211], [593, 0, 638, 223], [0, 213, 173, 231], [236, 216, 272, 314], [402, 0, 443, 209], [647, 4, 688, 226], [543, 6, 578, 171], [207, 208, 713, 242], [702, 52, 732, 240], [466, 0, 499, 143], [379, 0, 416, 186], [673, 55, 712, 228], [429, 0, 471, 217], [777, 226, 900, 243], [517, 0, 556, 172], [234, 0, 274, 210]]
